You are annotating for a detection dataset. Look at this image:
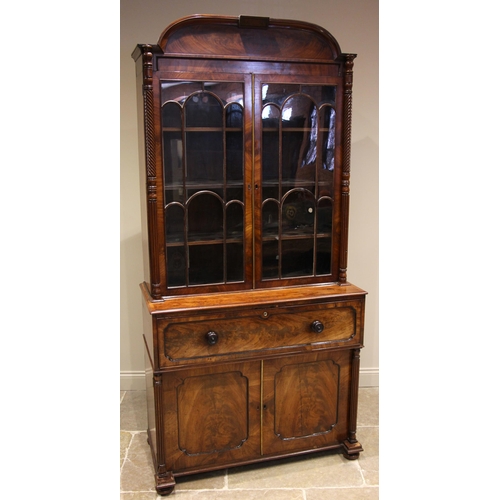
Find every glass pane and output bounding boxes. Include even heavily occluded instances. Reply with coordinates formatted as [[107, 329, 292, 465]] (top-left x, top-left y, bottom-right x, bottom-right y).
[[301, 85, 336, 106], [226, 202, 244, 238], [262, 130, 279, 182], [262, 200, 279, 236], [185, 92, 223, 127], [163, 132, 183, 186], [226, 130, 243, 182], [281, 95, 315, 129], [262, 103, 280, 128], [164, 188, 183, 204], [186, 131, 223, 183], [317, 198, 332, 233], [226, 243, 244, 282], [263, 84, 300, 105], [187, 193, 223, 241], [189, 244, 224, 285], [162, 102, 182, 128], [227, 187, 244, 202], [316, 237, 332, 275], [165, 204, 185, 243], [167, 247, 186, 287], [226, 102, 243, 128], [161, 81, 202, 104], [262, 241, 279, 279], [262, 185, 279, 201], [206, 82, 244, 105], [282, 190, 315, 235], [282, 239, 314, 278]]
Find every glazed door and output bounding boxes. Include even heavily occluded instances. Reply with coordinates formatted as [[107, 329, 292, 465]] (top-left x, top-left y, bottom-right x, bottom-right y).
[[254, 75, 342, 287], [261, 350, 351, 455], [160, 75, 253, 293]]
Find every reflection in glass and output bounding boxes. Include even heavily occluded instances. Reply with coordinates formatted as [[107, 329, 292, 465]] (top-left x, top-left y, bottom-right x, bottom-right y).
[[320, 105, 336, 171], [262, 103, 280, 127]]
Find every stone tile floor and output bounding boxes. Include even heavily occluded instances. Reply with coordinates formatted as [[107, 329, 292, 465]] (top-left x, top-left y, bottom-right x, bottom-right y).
[[120, 387, 378, 499]]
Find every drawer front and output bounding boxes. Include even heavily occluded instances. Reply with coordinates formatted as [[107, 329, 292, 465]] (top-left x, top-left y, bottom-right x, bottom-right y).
[[158, 299, 363, 366]]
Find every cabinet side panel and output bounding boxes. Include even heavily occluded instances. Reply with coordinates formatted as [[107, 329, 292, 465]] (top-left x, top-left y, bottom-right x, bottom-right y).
[[144, 347, 157, 461], [142, 300, 157, 461], [142, 298, 155, 369]]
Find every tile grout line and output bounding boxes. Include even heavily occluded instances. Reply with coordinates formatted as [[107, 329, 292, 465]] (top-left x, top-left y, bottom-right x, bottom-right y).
[[120, 431, 142, 475], [354, 454, 367, 487]]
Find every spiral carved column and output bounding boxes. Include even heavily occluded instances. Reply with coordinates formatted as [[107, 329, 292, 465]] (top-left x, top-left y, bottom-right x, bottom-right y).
[[142, 46, 162, 298], [339, 54, 356, 283]]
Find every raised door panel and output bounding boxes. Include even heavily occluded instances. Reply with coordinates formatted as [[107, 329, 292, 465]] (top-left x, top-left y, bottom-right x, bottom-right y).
[[261, 350, 351, 455], [161, 361, 261, 472]]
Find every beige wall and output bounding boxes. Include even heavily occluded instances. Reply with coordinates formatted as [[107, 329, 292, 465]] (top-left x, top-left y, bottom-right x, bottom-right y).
[[120, 0, 379, 387]]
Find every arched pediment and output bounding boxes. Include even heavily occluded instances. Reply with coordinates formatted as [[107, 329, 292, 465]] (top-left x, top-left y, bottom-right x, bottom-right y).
[[157, 14, 342, 63]]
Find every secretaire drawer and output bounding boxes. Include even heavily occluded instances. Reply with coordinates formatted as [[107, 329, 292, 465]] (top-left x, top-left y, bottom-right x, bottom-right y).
[[157, 299, 364, 366]]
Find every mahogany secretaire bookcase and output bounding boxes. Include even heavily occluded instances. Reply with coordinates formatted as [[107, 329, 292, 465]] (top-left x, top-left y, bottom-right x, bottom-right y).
[[132, 14, 367, 495]]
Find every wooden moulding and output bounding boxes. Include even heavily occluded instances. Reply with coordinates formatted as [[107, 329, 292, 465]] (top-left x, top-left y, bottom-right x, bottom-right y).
[[140, 281, 367, 315]]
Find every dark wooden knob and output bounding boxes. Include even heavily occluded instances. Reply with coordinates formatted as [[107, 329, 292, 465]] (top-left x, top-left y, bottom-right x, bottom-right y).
[[311, 320, 324, 333], [205, 331, 219, 345]]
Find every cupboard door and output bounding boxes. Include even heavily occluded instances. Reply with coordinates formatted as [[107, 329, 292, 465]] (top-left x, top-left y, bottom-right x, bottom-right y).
[[161, 361, 261, 472], [255, 77, 340, 286], [160, 78, 252, 292], [261, 350, 351, 455]]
